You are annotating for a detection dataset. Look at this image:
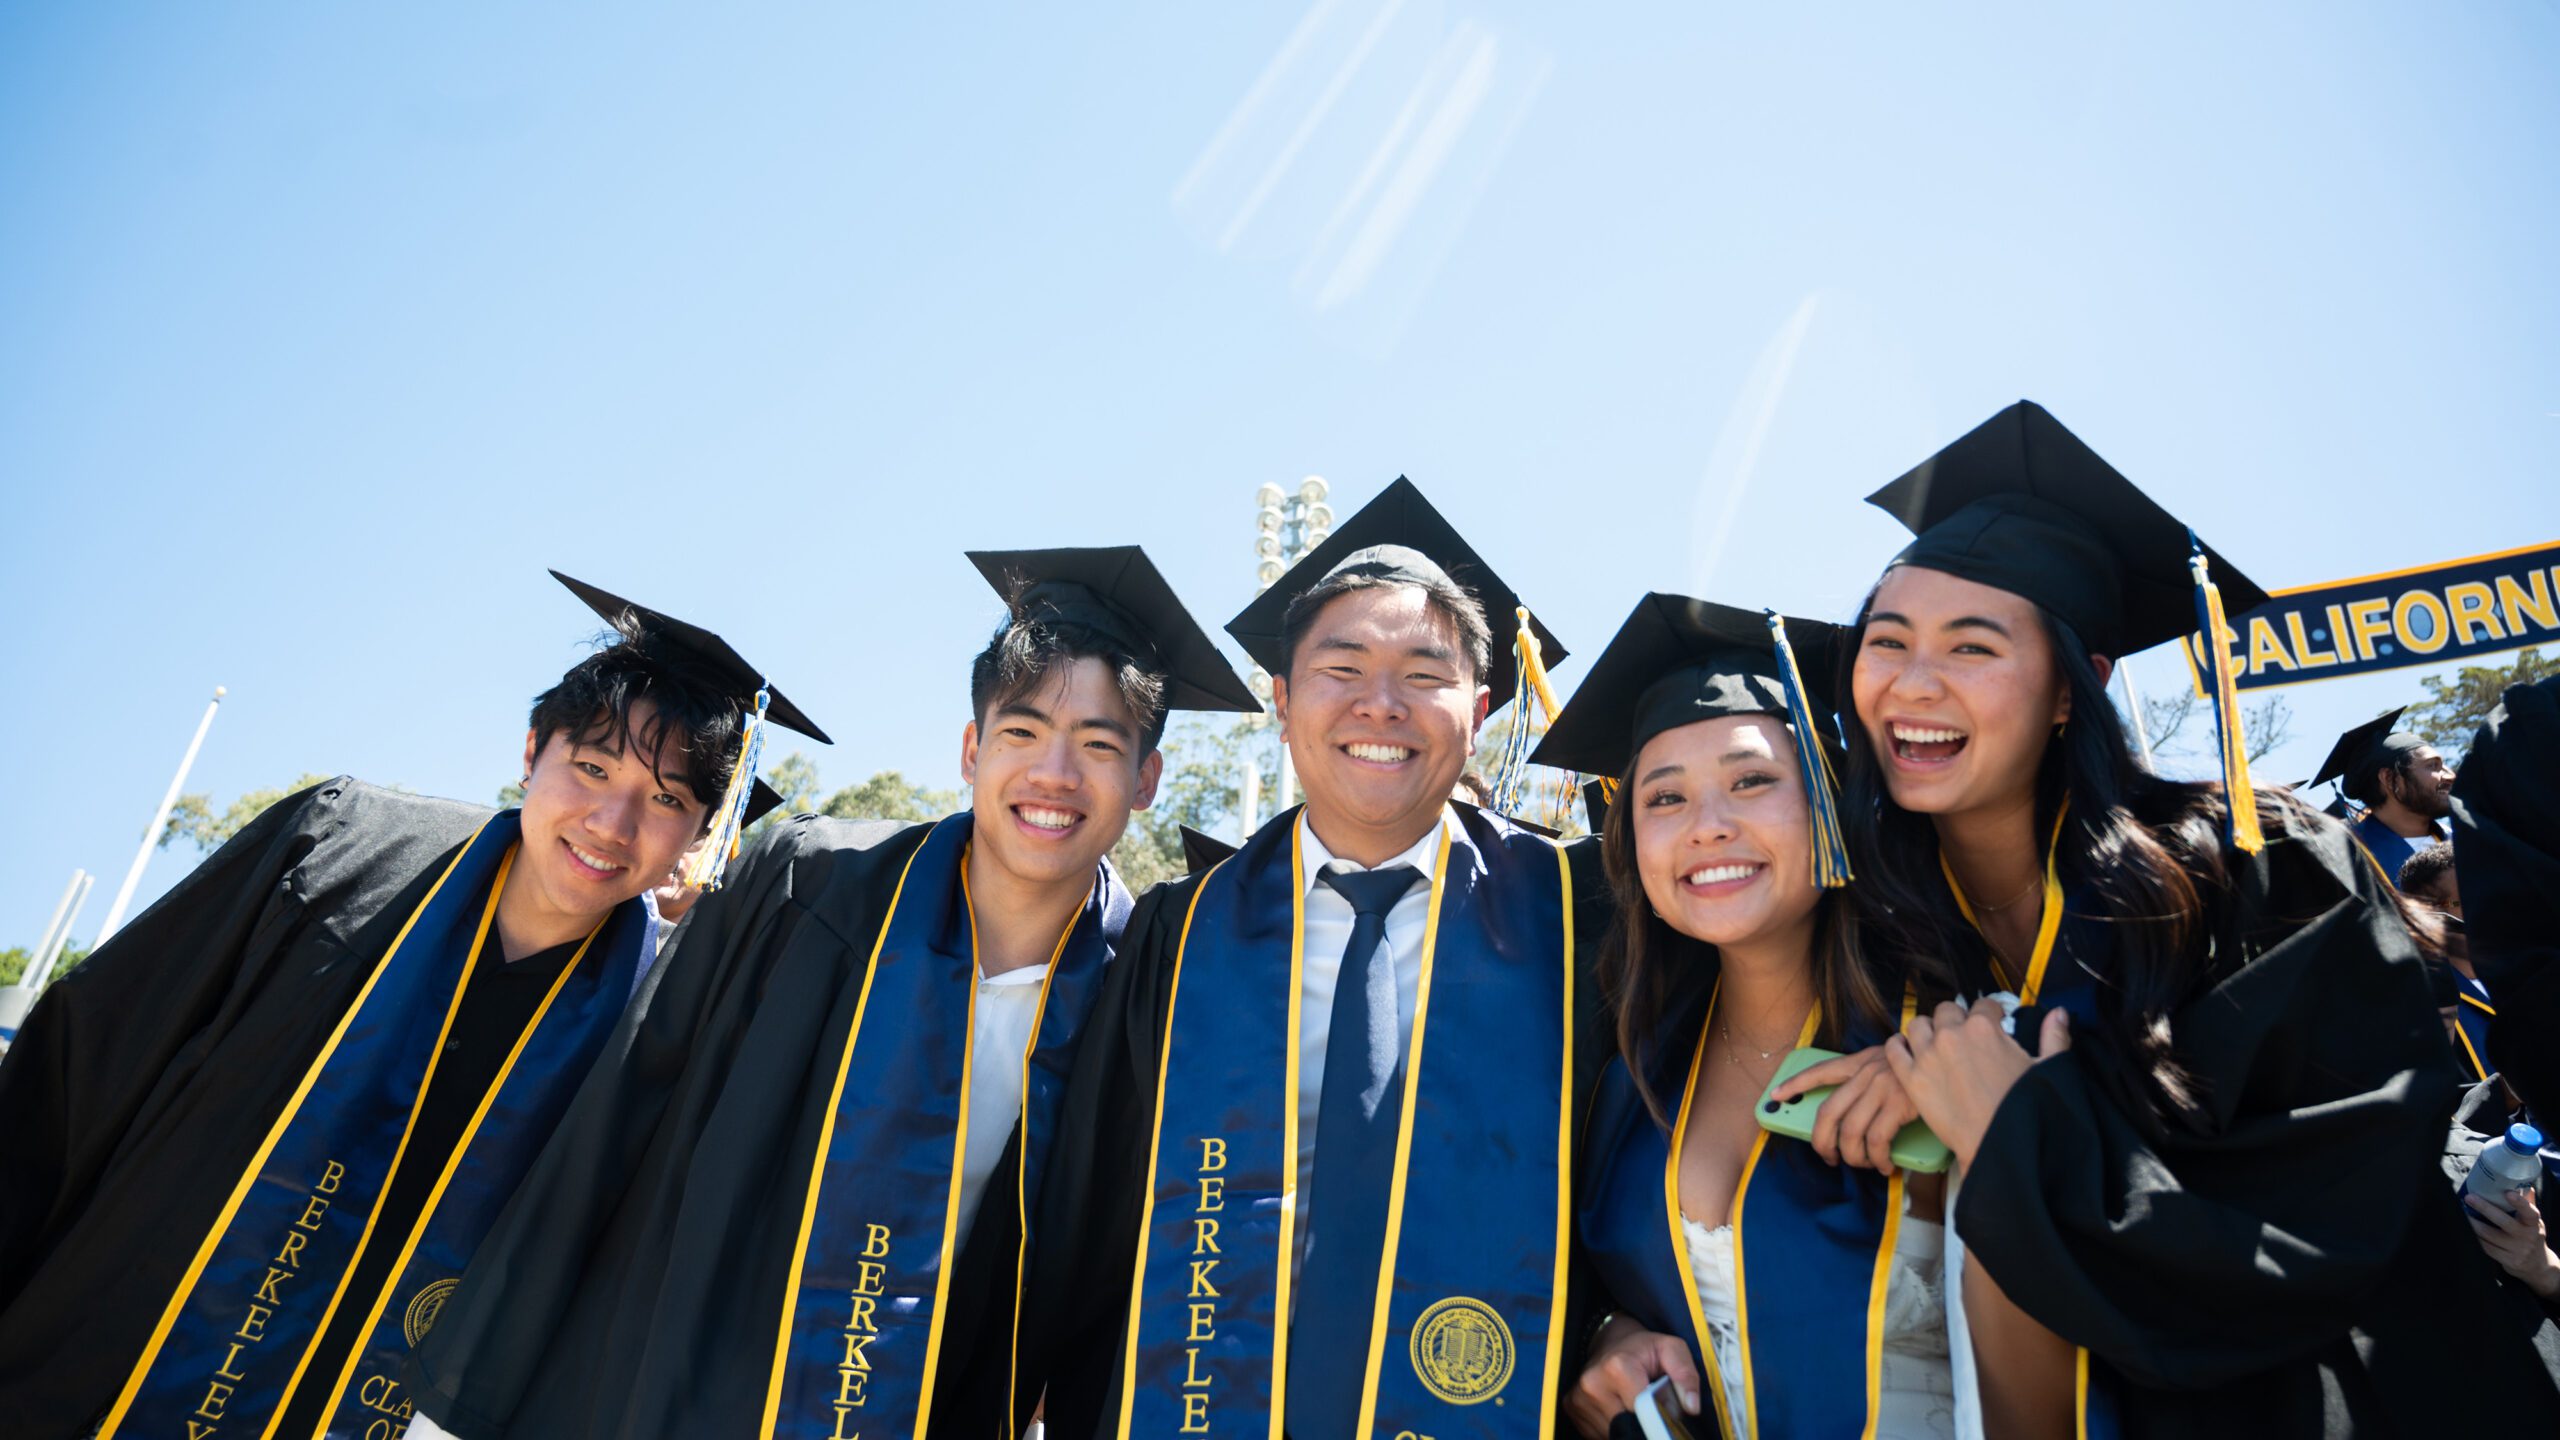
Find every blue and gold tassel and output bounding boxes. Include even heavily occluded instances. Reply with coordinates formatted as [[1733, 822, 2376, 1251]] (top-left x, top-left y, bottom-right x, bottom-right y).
[[680, 686, 772, 890], [2189, 534, 2265, 855], [1766, 610, 1854, 888], [1488, 606, 1566, 818]]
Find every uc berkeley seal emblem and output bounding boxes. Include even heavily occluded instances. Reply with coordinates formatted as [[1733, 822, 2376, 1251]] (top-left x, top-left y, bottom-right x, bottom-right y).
[[1408, 1295, 1514, 1404], [404, 1277, 462, 1347]]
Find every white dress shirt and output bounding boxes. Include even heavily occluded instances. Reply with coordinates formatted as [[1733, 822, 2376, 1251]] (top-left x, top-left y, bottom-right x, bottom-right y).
[[1292, 808, 1471, 1284]]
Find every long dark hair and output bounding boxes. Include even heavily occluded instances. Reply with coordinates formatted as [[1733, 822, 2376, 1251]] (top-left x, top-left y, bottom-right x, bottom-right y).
[[1834, 584, 2436, 1124], [1597, 736, 1898, 1130]]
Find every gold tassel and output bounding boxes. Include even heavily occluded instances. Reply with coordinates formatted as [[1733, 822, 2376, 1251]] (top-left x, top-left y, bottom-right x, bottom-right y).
[[2190, 545, 2264, 854], [680, 688, 771, 890]]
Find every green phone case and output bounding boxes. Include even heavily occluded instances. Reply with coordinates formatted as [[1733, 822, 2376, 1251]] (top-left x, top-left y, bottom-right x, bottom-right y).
[[1755, 1047, 1953, 1173]]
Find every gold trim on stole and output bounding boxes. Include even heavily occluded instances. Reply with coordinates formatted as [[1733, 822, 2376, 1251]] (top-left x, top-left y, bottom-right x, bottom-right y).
[[96, 823, 504, 1439]]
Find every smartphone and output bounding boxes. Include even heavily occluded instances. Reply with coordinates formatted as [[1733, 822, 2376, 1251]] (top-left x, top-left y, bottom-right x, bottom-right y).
[[1633, 1375, 1700, 1440], [1756, 1047, 1952, 1173]]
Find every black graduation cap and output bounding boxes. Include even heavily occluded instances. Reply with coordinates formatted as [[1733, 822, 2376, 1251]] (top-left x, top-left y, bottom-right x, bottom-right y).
[[2309, 706, 2423, 797], [743, 778, 789, 829], [551, 571, 831, 743], [1529, 595, 1843, 779], [1864, 402, 2271, 658], [1531, 594, 1852, 887], [966, 547, 1262, 715], [1179, 824, 1237, 875], [1223, 477, 1567, 706]]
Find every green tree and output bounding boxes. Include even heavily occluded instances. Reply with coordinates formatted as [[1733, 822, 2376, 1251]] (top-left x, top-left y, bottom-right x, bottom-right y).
[[819, 770, 962, 824], [165, 774, 338, 852], [1, 941, 91, 987], [2407, 647, 2559, 756], [1109, 715, 1286, 889]]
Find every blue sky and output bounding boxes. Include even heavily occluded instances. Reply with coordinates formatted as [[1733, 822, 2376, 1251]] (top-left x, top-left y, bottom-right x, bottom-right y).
[[5, 2, 2556, 944]]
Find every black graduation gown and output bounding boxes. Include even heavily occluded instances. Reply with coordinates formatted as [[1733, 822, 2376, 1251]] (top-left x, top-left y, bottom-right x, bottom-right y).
[[0, 779, 492, 1435], [1023, 807, 1614, 1438], [1953, 803, 2560, 1435], [404, 814, 1052, 1440], [2450, 673, 2560, 1125]]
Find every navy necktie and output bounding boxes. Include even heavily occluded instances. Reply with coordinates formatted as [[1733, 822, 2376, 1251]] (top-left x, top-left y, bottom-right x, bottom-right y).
[[1287, 863, 1423, 1437]]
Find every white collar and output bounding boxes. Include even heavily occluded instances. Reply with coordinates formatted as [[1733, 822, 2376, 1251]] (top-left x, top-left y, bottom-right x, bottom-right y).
[[1295, 807, 1465, 895]]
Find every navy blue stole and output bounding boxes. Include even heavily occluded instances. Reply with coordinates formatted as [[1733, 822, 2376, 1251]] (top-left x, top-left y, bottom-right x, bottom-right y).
[[1942, 846, 2124, 1440], [1117, 805, 1576, 1439], [1582, 990, 1911, 1439], [762, 813, 1123, 1440], [101, 811, 648, 1440]]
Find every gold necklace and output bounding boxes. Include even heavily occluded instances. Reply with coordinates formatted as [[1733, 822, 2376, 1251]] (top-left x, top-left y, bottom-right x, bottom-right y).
[[1719, 1012, 1800, 1067]]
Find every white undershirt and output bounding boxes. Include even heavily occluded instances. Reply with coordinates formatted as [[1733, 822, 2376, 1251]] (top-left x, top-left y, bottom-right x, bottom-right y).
[[955, 960, 1050, 1238], [1292, 809, 1468, 1286]]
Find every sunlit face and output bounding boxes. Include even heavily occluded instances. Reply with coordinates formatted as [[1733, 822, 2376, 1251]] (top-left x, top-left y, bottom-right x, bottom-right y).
[[1851, 565, 2080, 819], [2386, 745, 2457, 819], [1273, 585, 1489, 856], [514, 700, 711, 930], [1631, 714, 1822, 950], [963, 656, 1162, 891]]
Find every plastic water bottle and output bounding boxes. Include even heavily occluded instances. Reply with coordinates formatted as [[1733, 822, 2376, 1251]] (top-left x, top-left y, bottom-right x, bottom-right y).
[[2465, 1123, 2546, 1207]]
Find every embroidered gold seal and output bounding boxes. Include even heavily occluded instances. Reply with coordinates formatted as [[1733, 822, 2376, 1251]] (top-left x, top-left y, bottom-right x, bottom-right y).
[[1408, 1296, 1513, 1404], [403, 1277, 462, 1348]]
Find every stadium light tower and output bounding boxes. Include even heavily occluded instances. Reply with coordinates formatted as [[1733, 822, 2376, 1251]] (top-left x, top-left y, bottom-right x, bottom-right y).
[[1238, 477, 1332, 836]]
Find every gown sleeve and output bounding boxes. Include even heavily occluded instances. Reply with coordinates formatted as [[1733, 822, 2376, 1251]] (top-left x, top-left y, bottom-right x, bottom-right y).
[[0, 779, 331, 1303], [1019, 873, 1193, 1440], [2449, 673, 2560, 1122], [1951, 810, 2471, 1390]]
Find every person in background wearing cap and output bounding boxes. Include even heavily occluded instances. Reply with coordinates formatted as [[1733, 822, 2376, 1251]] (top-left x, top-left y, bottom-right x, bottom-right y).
[[1548, 596, 2070, 1439], [1824, 401, 2558, 1434], [401, 547, 1254, 1440], [2311, 705, 2458, 886], [0, 574, 802, 1439], [1027, 479, 1603, 1440]]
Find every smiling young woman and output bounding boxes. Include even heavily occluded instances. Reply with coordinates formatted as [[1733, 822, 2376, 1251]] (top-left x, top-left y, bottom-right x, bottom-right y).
[[1833, 402, 2560, 1437], [1535, 595, 1973, 1440]]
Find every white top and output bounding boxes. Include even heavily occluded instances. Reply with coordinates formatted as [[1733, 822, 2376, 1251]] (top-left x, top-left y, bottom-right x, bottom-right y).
[[955, 960, 1052, 1239], [1683, 1200, 1956, 1440], [1291, 810, 1466, 1284]]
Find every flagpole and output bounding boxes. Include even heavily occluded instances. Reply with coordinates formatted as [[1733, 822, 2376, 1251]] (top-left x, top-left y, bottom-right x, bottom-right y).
[[96, 687, 225, 945], [27, 871, 83, 982], [27, 871, 94, 992], [2119, 658, 2155, 768]]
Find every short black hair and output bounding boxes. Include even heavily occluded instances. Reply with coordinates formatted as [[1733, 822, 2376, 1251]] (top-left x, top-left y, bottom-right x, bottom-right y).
[[2400, 840, 2456, 898], [1275, 566, 1493, 688], [528, 612, 746, 818], [968, 598, 1171, 756], [2349, 744, 2431, 809]]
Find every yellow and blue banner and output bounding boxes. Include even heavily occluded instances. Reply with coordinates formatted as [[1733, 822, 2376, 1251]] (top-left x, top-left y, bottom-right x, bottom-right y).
[[2182, 540, 2560, 691]]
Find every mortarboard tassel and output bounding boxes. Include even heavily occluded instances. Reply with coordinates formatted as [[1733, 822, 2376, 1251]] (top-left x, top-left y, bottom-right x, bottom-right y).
[[2189, 535, 2265, 855], [1766, 610, 1854, 888], [1489, 606, 1568, 820], [680, 687, 772, 891]]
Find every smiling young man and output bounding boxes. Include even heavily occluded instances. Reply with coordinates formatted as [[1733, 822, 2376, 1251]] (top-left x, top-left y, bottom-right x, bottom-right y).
[[1029, 479, 1605, 1440], [0, 573, 813, 1439], [401, 546, 1257, 1440]]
